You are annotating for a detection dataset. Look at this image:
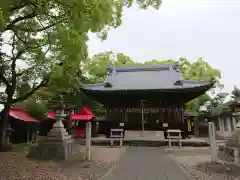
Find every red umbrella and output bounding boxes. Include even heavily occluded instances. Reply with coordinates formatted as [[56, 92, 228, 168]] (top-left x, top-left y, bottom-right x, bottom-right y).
[[47, 106, 94, 121], [79, 105, 93, 115], [9, 108, 39, 122], [71, 113, 94, 120]]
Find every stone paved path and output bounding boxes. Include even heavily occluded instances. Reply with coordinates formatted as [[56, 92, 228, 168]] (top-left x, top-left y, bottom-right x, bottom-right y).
[[103, 147, 191, 180]]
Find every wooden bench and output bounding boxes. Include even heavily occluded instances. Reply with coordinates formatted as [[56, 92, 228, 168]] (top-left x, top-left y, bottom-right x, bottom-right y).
[[166, 129, 182, 148], [110, 129, 124, 147]]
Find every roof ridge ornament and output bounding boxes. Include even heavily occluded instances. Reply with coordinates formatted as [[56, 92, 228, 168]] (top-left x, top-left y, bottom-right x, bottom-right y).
[[174, 80, 183, 86], [210, 77, 216, 83], [105, 66, 115, 88], [175, 61, 180, 72], [104, 82, 112, 88]]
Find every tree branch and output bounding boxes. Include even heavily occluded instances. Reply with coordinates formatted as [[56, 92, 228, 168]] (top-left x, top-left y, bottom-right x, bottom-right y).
[[10, 48, 26, 94], [12, 28, 49, 49], [8, 1, 37, 13], [16, 17, 69, 32], [0, 100, 5, 105], [55, 0, 72, 8], [12, 79, 49, 103], [12, 60, 64, 104], [0, 74, 10, 88], [5, 12, 37, 31], [16, 64, 38, 77], [16, 68, 31, 77], [0, 52, 12, 60]]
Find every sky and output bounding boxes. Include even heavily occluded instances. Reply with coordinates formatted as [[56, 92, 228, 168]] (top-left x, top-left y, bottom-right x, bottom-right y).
[[88, 0, 240, 94], [0, 0, 239, 110]]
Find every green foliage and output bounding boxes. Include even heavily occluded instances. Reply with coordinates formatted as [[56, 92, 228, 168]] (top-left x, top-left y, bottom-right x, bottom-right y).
[[15, 96, 48, 120], [0, 0, 161, 107], [206, 92, 228, 112], [232, 86, 240, 101], [206, 87, 240, 116], [83, 51, 135, 82], [0, 1, 161, 120]]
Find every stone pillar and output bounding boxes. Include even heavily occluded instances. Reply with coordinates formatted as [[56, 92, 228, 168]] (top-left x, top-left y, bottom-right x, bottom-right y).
[[219, 117, 224, 134], [85, 122, 92, 160], [208, 122, 217, 162]]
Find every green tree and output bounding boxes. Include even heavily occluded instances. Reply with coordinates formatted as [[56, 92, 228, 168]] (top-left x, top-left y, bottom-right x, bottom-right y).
[[83, 51, 135, 82], [232, 86, 240, 101], [178, 57, 221, 112], [0, 0, 161, 148], [206, 92, 228, 110]]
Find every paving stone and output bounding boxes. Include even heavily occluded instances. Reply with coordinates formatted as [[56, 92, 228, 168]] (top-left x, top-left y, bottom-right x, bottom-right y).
[[103, 147, 191, 180]]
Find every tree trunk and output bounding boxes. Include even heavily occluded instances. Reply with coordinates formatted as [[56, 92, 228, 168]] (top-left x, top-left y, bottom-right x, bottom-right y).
[[0, 106, 10, 150]]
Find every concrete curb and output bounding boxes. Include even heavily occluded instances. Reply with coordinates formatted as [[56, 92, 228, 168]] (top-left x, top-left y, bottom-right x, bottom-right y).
[[101, 147, 128, 180]]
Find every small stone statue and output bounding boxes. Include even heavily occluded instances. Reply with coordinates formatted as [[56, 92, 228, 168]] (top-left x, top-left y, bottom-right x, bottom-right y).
[[5, 125, 13, 146]]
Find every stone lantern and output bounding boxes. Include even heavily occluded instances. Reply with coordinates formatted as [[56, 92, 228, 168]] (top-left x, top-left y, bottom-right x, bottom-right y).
[[28, 94, 80, 160], [54, 95, 70, 119], [54, 94, 74, 132]]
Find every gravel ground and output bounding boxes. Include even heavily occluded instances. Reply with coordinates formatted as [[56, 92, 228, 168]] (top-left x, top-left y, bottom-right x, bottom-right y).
[[0, 145, 126, 180], [171, 154, 240, 180]]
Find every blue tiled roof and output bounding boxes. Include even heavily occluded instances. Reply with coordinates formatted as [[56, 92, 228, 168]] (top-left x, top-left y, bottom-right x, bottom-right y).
[[83, 63, 215, 92]]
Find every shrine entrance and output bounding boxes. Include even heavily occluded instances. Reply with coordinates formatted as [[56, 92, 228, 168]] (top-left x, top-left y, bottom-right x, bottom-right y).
[[104, 107, 185, 131]]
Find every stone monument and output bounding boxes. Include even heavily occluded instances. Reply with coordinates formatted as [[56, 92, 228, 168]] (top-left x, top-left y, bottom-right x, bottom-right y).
[[85, 122, 92, 160], [218, 121, 240, 164], [28, 95, 80, 160], [208, 122, 217, 162], [218, 99, 240, 164]]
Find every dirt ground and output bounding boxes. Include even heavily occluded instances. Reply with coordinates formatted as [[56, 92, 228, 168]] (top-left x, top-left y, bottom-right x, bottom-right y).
[[0, 144, 126, 180]]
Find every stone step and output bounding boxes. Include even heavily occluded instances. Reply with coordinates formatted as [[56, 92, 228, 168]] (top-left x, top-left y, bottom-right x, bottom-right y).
[[91, 139, 209, 147]]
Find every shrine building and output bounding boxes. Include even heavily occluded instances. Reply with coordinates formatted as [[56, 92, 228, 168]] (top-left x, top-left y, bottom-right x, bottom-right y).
[[81, 62, 216, 133]]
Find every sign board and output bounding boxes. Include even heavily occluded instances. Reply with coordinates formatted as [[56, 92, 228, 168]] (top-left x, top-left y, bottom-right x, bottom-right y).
[[119, 123, 124, 127], [163, 123, 168, 127], [95, 116, 105, 121], [106, 107, 184, 114]]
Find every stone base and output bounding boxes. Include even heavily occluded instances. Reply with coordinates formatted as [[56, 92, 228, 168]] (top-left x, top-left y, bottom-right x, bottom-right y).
[[218, 145, 240, 164], [27, 139, 82, 161], [27, 120, 85, 161]]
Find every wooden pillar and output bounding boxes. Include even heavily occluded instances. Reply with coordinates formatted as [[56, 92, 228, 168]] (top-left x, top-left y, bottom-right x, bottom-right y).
[[120, 108, 123, 122], [124, 108, 128, 122], [162, 108, 165, 123], [181, 105, 187, 138], [105, 108, 108, 121], [121, 108, 125, 122], [182, 106, 185, 123]]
